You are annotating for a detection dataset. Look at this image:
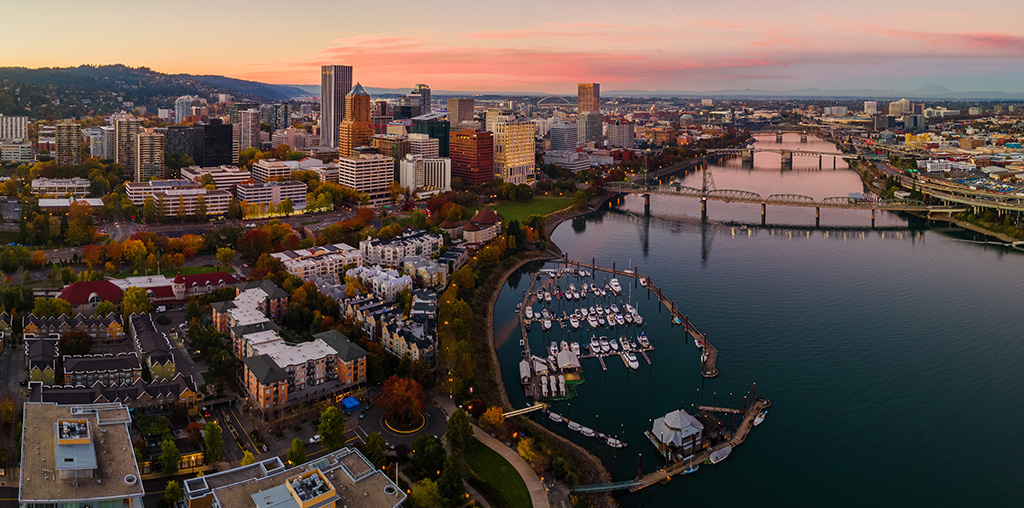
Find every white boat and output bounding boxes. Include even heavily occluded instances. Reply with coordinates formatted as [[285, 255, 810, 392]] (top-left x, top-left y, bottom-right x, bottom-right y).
[[597, 316, 606, 326], [543, 318, 552, 331], [569, 283, 577, 292], [624, 303, 636, 314], [549, 412, 563, 423], [599, 337, 611, 353], [568, 421, 582, 432], [570, 342, 581, 355], [606, 437, 625, 448], [580, 426, 595, 437], [638, 331, 650, 348], [632, 311, 643, 325], [694, 335, 702, 348], [540, 376, 549, 397], [525, 307, 534, 319], [609, 278, 622, 294], [624, 352, 640, 369], [639, 277, 648, 287], [610, 339, 619, 352], [618, 337, 630, 351], [519, 339, 524, 346], [753, 410, 767, 427], [587, 314, 599, 328], [622, 312, 633, 324], [541, 308, 550, 319], [536, 290, 544, 300], [589, 336, 600, 352], [545, 292, 552, 302], [580, 307, 589, 317], [592, 305, 599, 315], [569, 315, 580, 329], [516, 302, 521, 313], [609, 304, 620, 314], [560, 340, 569, 352], [709, 446, 732, 464], [615, 314, 626, 326], [549, 342, 559, 356]]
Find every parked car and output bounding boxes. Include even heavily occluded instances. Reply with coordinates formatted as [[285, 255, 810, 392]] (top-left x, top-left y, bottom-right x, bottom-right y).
[[309, 434, 322, 444], [201, 407, 211, 418]]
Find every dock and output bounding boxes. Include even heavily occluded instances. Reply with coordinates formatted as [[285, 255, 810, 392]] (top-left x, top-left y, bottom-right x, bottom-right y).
[[629, 398, 771, 492], [563, 258, 719, 377]]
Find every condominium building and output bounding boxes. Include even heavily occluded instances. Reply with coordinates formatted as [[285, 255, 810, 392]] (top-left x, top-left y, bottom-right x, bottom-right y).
[[337, 152, 394, 206], [181, 165, 253, 195], [447, 98, 475, 127], [175, 95, 197, 122], [449, 129, 494, 185], [252, 158, 293, 183], [578, 111, 604, 145], [0, 140, 33, 163], [238, 108, 261, 153], [606, 119, 636, 148], [399, 154, 451, 193], [338, 83, 373, 157], [359, 230, 443, 267], [260, 102, 290, 131], [63, 352, 142, 386], [320, 65, 353, 148], [211, 280, 290, 337], [271, 126, 316, 149], [578, 82, 601, 113], [236, 180, 308, 208], [493, 120, 536, 184], [125, 179, 201, 205], [345, 265, 413, 302], [55, 120, 81, 167], [114, 115, 142, 176], [31, 177, 91, 196], [407, 132, 440, 157], [135, 130, 165, 181], [371, 99, 394, 134], [0, 114, 28, 141], [271, 242, 362, 283], [549, 121, 578, 151], [152, 187, 232, 217], [19, 403, 145, 508], [485, 107, 514, 133]]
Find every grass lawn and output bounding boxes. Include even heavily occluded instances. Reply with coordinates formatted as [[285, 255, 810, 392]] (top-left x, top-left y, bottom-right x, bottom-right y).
[[469, 197, 572, 224], [465, 437, 532, 508], [108, 265, 234, 279]]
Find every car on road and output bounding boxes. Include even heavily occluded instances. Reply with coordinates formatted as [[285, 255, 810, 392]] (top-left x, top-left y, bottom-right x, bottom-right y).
[[359, 411, 366, 419], [202, 407, 211, 418], [309, 434, 322, 444]]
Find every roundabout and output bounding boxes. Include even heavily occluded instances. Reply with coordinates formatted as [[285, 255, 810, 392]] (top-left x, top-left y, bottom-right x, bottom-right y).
[[382, 411, 425, 434]]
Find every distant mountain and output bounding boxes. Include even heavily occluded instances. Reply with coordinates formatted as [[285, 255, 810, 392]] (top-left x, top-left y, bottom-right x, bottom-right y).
[[181, 75, 312, 101], [602, 86, 1024, 100]]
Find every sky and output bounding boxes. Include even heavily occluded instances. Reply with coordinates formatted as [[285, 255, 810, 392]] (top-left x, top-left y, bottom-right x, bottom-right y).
[[6, 0, 1024, 94]]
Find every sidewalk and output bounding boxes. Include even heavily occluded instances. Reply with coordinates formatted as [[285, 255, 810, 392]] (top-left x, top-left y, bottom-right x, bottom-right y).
[[435, 395, 550, 508]]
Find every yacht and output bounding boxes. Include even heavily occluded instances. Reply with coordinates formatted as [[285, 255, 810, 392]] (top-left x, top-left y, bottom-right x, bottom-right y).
[[591, 306, 598, 316], [638, 331, 650, 348], [541, 308, 550, 319], [754, 410, 767, 427], [639, 277, 648, 287], [580, 287, 587, 298], [610, 339, 619, 352], [609, 278, 622, 294], [580, 306, 589, 317], [623, 312, 633, 324], [568, 283, 577, 293], [624, 352, 640, 370], [580, 426, 596, 437], [609, 304, 620, 314], [549, 342, 558, 357], [708, 446, 732, 464], [683, 465, 699, 475], [570, 341, 581, 355], [599, 337, 611, 353], [618, 337, 630, 351], [569, 315, 580, 329], [543, 318, 552, 331], [587, 314, 599, 328], [606, 437, 625, 449], [629, 339, 639, 350], [525, 306, 534, 319], [597, 316, 606, 326], [545, 292, 552, 303], [624, 303, 636, 315], [589, 336, 600, 353], [595, 304, 604, 315], [568, 421, 582, 432], [549, 412, 563, 423], [614, 314, 625, 326], [560, 340, 569, 352], [632, 310, 643, 325]]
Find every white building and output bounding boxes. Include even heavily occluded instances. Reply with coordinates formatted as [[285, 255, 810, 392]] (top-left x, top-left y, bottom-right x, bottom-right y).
[[542, 150, 590, 172], [407, 133, 439, 157], [181, 165, 253, 195], [238, 109, 261, 153], [337, 153, 394, 206], [135, 130, 165, 182], [125, 179, 201, 205], [272, 242, 363, 283], [236, 181, 308, 208], [549, 122, 578, 152], [359, 231, 443, 267], [175, 96, 196, 122], [606, 120, 635, 148], [493, 120, 535, 184], [399, 155, 451, 194], [152, 187, 232, 217], [345, 265, 413, 302], [0, 140, 33, 163], [252, 158, 293, 183], [0, 114, 28, 142], [31, 177, 91, 196], [864, 101, 878, 115]]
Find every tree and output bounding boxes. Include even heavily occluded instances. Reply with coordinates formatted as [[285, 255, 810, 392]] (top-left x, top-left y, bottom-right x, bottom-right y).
[[379, 375, 425, 427], [196, 194, 208, 222], [480, 406, 505, 429], [122, 286, 153, 318], [143, 196, 160, 223], [241, 450, 256, 466], [95, 300, 117, 316], [408, 479, 440, 508], [185, 422, 204, 447], [318, 406, 347, 451], [438, 456, 464, 508], [516, 437, 549, 473], [280, 198, 294, 216], [204, 421, 224, 463], [364, 432, 387, 469], [216, 247, 236, 267], [445, 409, 472, 461], [287, 438, 306, 465], [31, 250, 46, 267], [161, 480, 182, 508], [122, 239, 147, 270], [159, 437, 181, 474], [573, 190, 589, 210], [59, 330, 92, 356], [32, 296, 71, 317], [410, 435, 446, 480], [228, 197, 242, 220]]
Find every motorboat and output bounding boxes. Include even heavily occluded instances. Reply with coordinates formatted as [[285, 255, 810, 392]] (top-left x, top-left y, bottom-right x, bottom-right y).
[[570, 342, 581, 355], [597, 316, 606, 326], [605, 437, 625, 448], [516, 302, 521, 313], [632, 310, 643, 325], [754, 410, 767, 427], [638, 331, 650, 348], [708, 446, 732, 464], [673, 317, 683, 325], [536, 290, 544, 300], [624, 352, 640, 369], [568, 421, 582, 432], [683, 465, 699, 475], [587, 314, 599, 328], [618, 337, 630, 351], [549, 342, 559, 357], [568, 283, 577, 293], [615, 314, 625, 326], [540, 376, 548, 397], [580, 426, 595, 437], [519, 339, 524, 346], [560, 340, 569, 352], [639, 277, 648, 287], [549, 412, 563, 423], [624, 303, 636, 314], [543, 318, 552, 331], [610, 339, 619, 352], [541, 308, 550, 319], [609, 304, 620, 314], [599, 337, 611, 353], [589, 336, 600, 353], [609, 278, 622, 294], [591, 305, 599, 316], [629, 340, 639, 350], [525, 307, 534, 319], [580, 306, 589, 317], [694, 335, 702, 348], [569, 315, 580, 329], [545, 292, 552, 302]]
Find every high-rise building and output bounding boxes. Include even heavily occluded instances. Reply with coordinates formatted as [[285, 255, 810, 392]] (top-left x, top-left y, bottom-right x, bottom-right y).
[[337, 153, 394, 206], [115, 115, 142, 176], [399, 154, 451, 192], [320, 65, 353, 148], [450, 129, 494, 185], [55, 120, 82, 167], [549, 121, 578, 151], [578, 83, 600, 113], [447, 98, 474, 128], [411, 113, 450, 157], [409, 84, 431, 114], [238, 109, 261, 153], [0, 114, 29, 141], [175, 95, 196, 123], [165, 125, 194, 160], [338, 83, 373, 157], [485, 108, 514, 133], [864, 101, 878, 115], [407, 133, 439, 158], [606, 120, 635, 148], [371, 100, 393, 134], [260, 103, 290, 132], [228, 101, 257, 124], [193, 120, 233, 167], [493, 120, 535, 185], [578, 112, 604, 145], [371, 134, 410, 177], [135, 130, 165, 181]]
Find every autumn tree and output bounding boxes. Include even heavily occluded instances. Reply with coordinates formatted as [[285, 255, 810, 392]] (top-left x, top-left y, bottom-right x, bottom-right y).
[[59, 330, 92, 356], [241, 450, 256, 466], [95, 300, 117, 316], [196, 194, 208, 222], [161, 480, 182, 508], [32, 296, 71, 317], [517, 436, 549, 473], [122, 286, 153, 318], [31, 250, 46, 267], [216, 247, 236, 267], [379, 375, 425, 427], [408, 479, 440, 508], [105, 241, 122, 263], [480, 406, 505, 429], [122, 239, 147, 271]]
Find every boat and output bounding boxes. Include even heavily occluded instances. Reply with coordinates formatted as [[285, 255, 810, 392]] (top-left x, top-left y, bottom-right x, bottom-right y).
[[592, 305, 599, 315], [525, 307, 534, 319], [639, 277, 648, 287], [540, 376, 548, 397], [549, 342, 559, 357], [673, 317, 683, 325], [560, 340, 569, 352], [753, 410, 767, 427], [580, 306, 588, 317], [569, 315, 580, 329], [632, 310, 643, 325], [599, 337, 611, 353], [519, 339, 524, 346], [708, 446, 732, 464], [638, 331, 650, 348], [568, 421, 582, 431], [629, 340, 639, 350], [618, 337, 630, 351], [587, 314, 599, 328], [580, 426, 595, 437], [623, 312, 633, 324], [683, 465, 699, 475], [609, 278, 622, 294], [605, 437, 626, 448], [536, 290, 544, 300], [543, 318, 552, 331], [516, 302, 521, 313], [569, 284, 576, 293], [624, 352, 640, 369], [609, 304, 620, 314], [545, 292, 552, 302], [589, 336, 600, 352], [694, 335, 702, 348], [597, 316, 606, 326], [541, 308, 550, 319], [615, 314, 626, 326], [624, 303, 636, 314], [549, 412, 563, 423], [570, 342, 581, 355], [610, 339, 619, 352]]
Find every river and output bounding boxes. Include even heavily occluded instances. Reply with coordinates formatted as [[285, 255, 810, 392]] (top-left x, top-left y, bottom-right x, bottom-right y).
[[491, 134, 1024, 507]]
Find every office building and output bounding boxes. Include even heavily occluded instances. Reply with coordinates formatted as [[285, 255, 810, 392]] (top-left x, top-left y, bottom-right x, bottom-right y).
[[407, 132, 439, 157], [485, 107, 514, 133], [0, 114, 28, 141], [399, 155, 451, 193], [337, 153, 393, 206], [271, 126, 315, 149], [371, 134, 410, 176], [135, 130, 165, 181], [114, 115, 142, 176], [493, 120, 535, 184], [252, 158, 293, 183], [864, 101, 878, 115], [1, 140, 33, 163], [338, 83, 373, 157], [549, 121, 578, 151], [606, 119, 635, 148], [153, 187, 232, 217], [238, 108, 261, 155], [260, 102, 290, 131], [578, 82, 601, 113], [181, 165, 252, 195], [411, 113, 450, 157], [164, 124, 193, 160], [371, 100, 394, 134], [578, 111, 603, 145], [447, 98, 475, 127], [18, 402, 145, 508], [236, 181, 308, 208], [125, 179, 199, 205], [175, 95, 197, 123], [320, 65, 353, 148], [31, 177, 90, 196], [193, 119, 234, 166], [542, 150, 590, 172], [55, 120, 82, 167], [409, 84, 431, 113], [450, 129, 494, 185]]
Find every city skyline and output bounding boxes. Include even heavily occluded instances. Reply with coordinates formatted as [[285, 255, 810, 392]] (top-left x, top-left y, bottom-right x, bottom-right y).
[[5, 1, 1024, 94]]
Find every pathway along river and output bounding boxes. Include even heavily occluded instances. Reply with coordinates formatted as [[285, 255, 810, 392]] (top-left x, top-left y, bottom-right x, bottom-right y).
[[492, 134, 1024, 507]]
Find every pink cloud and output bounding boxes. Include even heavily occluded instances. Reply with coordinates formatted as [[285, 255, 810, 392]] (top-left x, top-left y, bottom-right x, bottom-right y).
[[692, 19, 744, 30], [752, 31, 792, 47], [872, 27, 1024, 52]]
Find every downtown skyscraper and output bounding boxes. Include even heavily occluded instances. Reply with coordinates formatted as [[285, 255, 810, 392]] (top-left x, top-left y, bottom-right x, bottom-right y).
[[321, 65, 353, 148]]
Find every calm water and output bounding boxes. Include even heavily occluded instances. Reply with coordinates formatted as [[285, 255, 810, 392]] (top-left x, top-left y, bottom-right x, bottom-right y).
[[492, 134, 1024, 506]]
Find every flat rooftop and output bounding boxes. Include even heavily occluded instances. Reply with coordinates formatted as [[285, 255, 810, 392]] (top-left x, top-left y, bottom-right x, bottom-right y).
[[20, 402, 144, 503]]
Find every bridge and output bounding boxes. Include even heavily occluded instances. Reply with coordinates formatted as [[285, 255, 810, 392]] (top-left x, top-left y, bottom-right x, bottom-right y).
[[706, 147, 888, 169], [502, 402, 547, 418], [606, 179, 967, 227]]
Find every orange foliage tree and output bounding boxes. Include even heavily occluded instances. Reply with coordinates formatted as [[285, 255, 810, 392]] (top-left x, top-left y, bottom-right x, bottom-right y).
[[379, 375, 425, 426]]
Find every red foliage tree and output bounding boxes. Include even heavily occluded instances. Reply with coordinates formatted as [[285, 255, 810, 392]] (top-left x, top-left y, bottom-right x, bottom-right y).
[[379, 375, 425, 426]]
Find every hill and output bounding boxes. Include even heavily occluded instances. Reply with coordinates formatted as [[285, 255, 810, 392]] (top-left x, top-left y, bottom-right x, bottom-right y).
[[180, 74, 311, 101]]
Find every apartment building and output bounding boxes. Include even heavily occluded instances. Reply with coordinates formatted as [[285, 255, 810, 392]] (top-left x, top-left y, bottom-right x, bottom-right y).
[[358, 230, 443, 267]]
